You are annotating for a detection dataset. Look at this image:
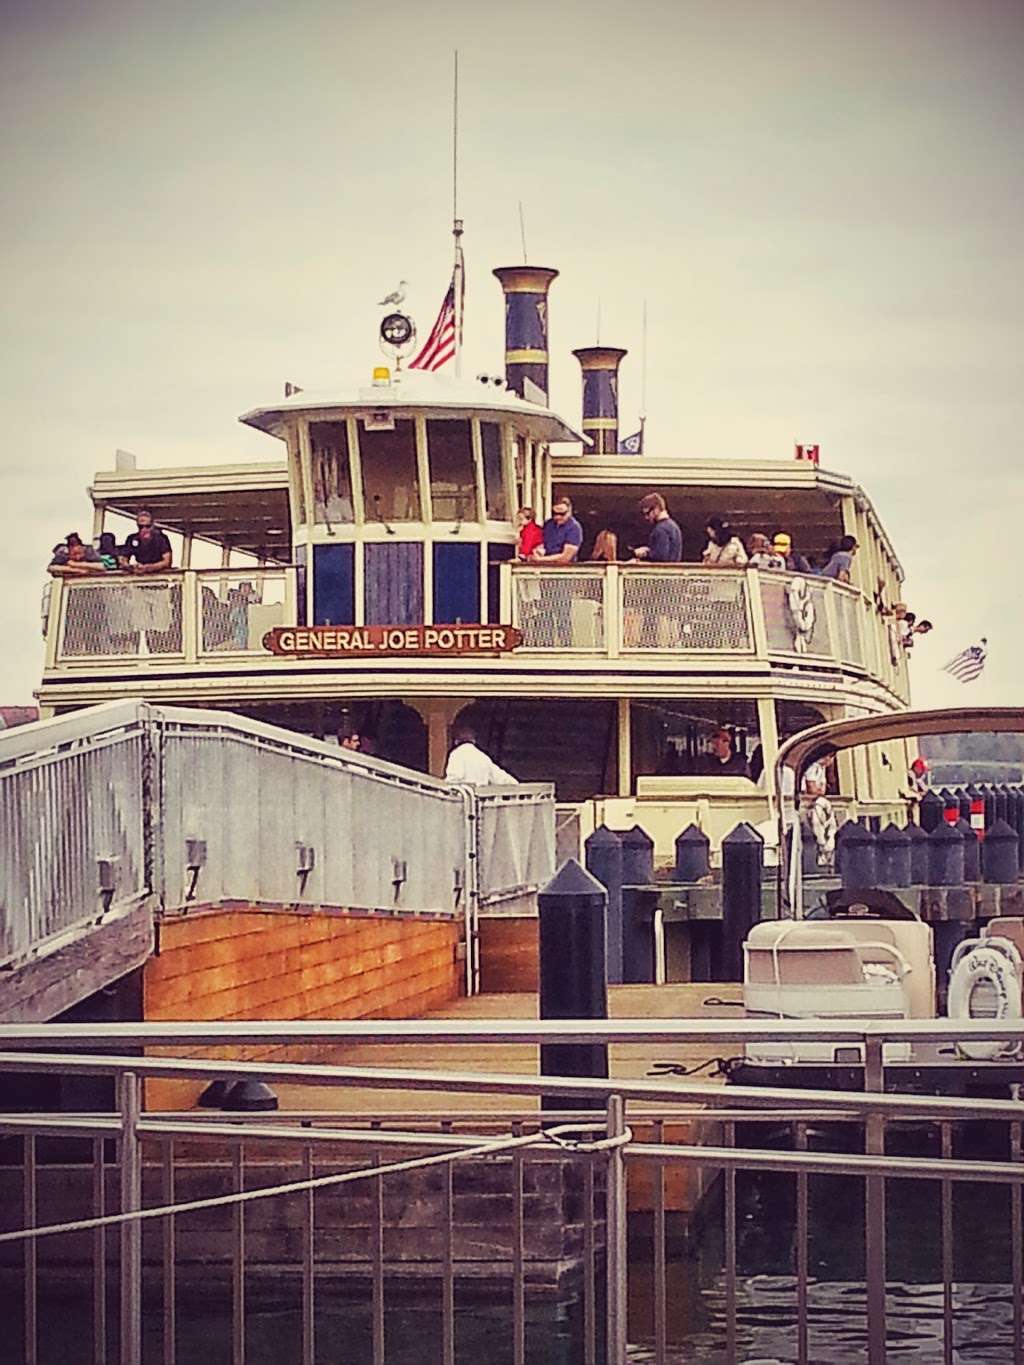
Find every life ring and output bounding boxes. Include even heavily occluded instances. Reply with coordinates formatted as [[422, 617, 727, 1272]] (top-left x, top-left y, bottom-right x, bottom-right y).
[[948, 938, 1022, 1060], [786, 576, 816, 653]]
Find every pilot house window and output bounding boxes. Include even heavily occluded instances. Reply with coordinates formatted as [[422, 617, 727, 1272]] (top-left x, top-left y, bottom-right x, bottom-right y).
[[361, 419, 421, 522], [427, 420, 477, 521], [481, 422, 509, 520], [310, 422, 354, 525]]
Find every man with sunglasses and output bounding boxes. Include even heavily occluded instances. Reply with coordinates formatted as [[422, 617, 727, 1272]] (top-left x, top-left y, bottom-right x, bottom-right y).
[[531, 496, 583, 565]]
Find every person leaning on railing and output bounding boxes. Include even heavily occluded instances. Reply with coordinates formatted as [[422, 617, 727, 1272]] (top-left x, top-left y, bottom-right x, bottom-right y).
[[118, 509, 173, 575], [530, 496, 583, 565], [632, 492, 682, 562], [48, 533, 107, 578], [701, 517, 748, 567]]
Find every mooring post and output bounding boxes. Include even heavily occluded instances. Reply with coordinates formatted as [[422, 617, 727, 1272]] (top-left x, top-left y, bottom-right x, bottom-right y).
[[956, 817, 980, 882], [538, 859, 609, 1111], [118, 1072, 142, 1365], [876, 824, 911, 887], [983, 819, 1020, 885], [585, 826, 624, 985], [674, 824, 710, 883], [918, 789, 944, 834], [721, 823, 764, 982], [940, 788, 959, 825], [620, 824, 654, 886], [621, 886, 659, 984], [837, 820, 877, 889], [907, 823, 930, 885], [928, 821, 964, 887]]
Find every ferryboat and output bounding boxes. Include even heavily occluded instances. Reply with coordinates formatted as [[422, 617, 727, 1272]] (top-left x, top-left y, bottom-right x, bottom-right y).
[[37, 259, 915, 871]]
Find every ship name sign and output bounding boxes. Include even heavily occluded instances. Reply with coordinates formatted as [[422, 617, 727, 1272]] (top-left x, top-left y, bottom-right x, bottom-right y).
[[263, 624, 522, 658]]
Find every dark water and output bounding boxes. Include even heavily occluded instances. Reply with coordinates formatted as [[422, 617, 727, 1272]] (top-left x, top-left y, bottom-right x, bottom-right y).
[[6, 1162, 1020, 1362]]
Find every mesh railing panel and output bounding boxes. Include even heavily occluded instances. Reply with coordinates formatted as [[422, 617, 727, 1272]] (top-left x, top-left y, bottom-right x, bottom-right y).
[[760, 574, 833, 657], [60, 579, 183, 658], [513, 572, 606, 650], [620, 571, 752, 651], [199, 572, 288, 654], [833, 589, 864, 666], [475, 789, 556, 904]]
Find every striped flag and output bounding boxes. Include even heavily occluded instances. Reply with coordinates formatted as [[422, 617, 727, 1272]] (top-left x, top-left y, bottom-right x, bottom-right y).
[[409, 273, 459, 372], [943, 638, 988, 683]]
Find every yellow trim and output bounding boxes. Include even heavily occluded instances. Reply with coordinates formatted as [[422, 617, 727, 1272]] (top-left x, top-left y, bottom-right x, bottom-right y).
[[505, 348, 548, 364], [582, 418, 619, 431], [492, 266, 559, 293]]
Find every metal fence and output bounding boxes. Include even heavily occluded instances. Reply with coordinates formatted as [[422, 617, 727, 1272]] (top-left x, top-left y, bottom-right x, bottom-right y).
[[0, 705, 556, 987], [1, 1017, 1023, 1365], [0, 703, 150, 966]]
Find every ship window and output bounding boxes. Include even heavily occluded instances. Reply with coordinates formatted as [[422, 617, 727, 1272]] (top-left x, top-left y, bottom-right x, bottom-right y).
[[481, 422, 509, 520], [631, 699, 759, 785], [426, 420, 477, 521], [361, 419, 421, 522], [310, 422, 354, 524]]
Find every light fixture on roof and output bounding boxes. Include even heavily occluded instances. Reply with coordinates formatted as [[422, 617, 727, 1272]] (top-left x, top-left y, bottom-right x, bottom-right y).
[[475, 373, 506, 389]]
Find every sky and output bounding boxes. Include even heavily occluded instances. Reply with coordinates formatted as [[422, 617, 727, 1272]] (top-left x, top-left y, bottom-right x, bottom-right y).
[[0, 0, 1021, 710]]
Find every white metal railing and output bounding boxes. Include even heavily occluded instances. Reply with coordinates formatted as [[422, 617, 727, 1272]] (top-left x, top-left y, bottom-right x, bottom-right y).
[[1, 1018, 1023, 1365], [0, 703, 555, 985], [48, 568, 296, 666], [506, 564, 909, 698]]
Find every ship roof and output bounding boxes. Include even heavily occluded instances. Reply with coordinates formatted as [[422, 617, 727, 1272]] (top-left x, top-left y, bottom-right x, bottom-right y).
[[89, 460, 291, 560], [238, 369, 587, 444]]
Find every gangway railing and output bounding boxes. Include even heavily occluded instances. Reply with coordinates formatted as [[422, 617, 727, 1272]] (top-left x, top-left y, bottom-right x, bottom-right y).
[[1, 1017, 1023, 1365], [0, 703, 556, 993]]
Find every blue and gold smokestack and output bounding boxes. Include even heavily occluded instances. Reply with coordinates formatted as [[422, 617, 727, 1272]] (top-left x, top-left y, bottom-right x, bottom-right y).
[[572, 346, 628, 455], [492, 266, 559, 403]]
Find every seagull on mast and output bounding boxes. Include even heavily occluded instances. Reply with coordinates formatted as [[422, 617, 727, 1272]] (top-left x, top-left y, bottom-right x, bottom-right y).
[[378, 280, 409, 307]]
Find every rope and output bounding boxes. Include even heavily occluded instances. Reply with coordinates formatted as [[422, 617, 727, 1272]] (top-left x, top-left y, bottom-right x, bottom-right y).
[[0, 1120, 631, 1246]]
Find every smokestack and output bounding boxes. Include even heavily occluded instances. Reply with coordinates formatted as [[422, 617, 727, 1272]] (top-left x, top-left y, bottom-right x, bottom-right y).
[[572, 346, 628, 455], [492, 266, 559, 403]]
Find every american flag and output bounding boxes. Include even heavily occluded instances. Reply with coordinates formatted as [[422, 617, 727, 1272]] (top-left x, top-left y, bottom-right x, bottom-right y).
[[409, 271, 460, 372], [795, 443, 820, 464], [943, 638, 988, 684]]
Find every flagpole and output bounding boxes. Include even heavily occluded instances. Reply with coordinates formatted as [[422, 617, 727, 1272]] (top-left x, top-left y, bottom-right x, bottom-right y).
[[639, 299, 648, 453], [451, 49, 464, 378]]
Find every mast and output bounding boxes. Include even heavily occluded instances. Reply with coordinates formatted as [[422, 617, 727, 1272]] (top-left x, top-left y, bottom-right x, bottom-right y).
[[639, 298, 648, 453], [452, 50, 464, 377]]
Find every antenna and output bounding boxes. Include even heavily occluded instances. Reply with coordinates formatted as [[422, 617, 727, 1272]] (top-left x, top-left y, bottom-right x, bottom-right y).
[[596, 299, 602, 345], [518, 202, 528, 264]]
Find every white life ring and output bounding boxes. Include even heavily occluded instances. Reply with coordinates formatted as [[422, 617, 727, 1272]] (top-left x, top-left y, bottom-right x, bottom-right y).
[[948, 938, 1022, 1060], [786, 576, 816, 653]]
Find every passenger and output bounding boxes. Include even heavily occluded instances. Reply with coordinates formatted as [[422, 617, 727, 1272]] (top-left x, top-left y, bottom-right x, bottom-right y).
[[899, 611, 917, 647], [515, 507, 544, 561], [694, 727, 749, 777], [531, 496, 583, 565], [588, 529, 619, 563], [339, 729, 361, 751], [49, 533, 105, 577], [747, 534, 786, 570], [97, 532, 121, 570], [772, 532, 813, 574], [119, 509, 173, 575], [358, 734, 378, 757], [444, 725, 517, 785], [701, 517, 748, 568], [819, 534, 858, 583], [913, 618, 933, 639], [633, 492, 683, 562]]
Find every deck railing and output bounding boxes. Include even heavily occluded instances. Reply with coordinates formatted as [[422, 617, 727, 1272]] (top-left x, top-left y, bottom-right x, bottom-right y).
[[42, 565, 910, 700], [0, 1017, 1022, 1365], [506, 563, 910, 697]]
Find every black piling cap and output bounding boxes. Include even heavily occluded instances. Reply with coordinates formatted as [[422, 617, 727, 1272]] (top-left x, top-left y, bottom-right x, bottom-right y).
[[540, 858, 607, 899], [837, 820, 876, 846], [621, 825, 654, 850], [585, 825, 621, 851], [906, 823, 929, 842], [986, 818, 1019, 842], [222, 1079, 279, 1112], [928, 821, 963, 842], [675, 823, 710, 847], [878, 823, 909, 845], [722, 821, 765, 846]]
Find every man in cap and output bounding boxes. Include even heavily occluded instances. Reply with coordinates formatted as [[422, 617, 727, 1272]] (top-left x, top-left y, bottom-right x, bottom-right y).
[[772, 532, 813, 574]]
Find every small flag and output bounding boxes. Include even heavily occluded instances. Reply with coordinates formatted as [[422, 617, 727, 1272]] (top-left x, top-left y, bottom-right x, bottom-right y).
[[795, 443, 820, 464], [618, 429, 643, 454], [409, 273, 459, 372], [942, 638, 988, 684]]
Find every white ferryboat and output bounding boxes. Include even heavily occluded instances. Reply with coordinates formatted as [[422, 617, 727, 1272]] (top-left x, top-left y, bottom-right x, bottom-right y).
[[37, 261, 914, 862]]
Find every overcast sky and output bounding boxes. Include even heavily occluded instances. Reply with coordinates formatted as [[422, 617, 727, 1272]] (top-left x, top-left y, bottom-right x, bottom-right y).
[[1, 0, 1021, 711]]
